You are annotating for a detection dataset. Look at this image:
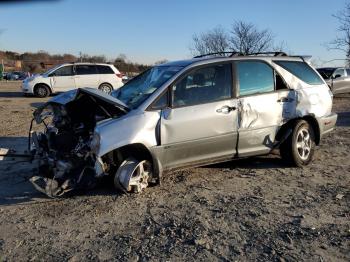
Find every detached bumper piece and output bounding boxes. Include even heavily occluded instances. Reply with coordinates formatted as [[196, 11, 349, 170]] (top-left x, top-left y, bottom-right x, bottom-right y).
[[30, 166, 97, 198], [30, 176, 74, 198]]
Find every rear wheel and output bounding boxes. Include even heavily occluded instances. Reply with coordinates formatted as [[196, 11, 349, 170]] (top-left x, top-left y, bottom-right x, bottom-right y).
[[280, 120, 316, 167], [99, 83, 113, 94], [34, 84, 50, 98]]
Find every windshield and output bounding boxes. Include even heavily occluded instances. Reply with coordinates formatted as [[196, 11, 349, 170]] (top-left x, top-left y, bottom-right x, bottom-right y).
[[111, 65, 183, 108]]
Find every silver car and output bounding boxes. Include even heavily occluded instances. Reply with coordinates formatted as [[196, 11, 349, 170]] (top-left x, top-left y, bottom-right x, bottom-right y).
[[29, 53, 337, 197], [325, 67, 350, 94]]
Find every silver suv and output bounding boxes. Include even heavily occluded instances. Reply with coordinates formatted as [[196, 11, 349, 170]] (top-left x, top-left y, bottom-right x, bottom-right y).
[[29, 52, 337, 197]]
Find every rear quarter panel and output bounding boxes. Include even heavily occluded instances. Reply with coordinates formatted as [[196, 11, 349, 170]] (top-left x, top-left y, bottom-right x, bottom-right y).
[[273, 63, 333, 118]]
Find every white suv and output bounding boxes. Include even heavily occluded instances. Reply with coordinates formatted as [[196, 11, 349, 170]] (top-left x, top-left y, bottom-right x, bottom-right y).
[[22, 63, 124, 97]]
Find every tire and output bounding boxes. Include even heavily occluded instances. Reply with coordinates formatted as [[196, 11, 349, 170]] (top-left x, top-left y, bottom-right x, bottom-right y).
[[99, 83, 113, 94], [280, 120, 316, 167], [34, 84, 50, 98], [114, 158, 152, 193]]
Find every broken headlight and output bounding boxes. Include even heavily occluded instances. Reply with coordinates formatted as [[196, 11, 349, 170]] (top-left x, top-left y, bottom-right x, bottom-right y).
[[90, 132, 100, 154]]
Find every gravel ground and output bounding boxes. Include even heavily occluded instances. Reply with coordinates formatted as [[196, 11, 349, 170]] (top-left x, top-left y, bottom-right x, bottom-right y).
[[0, 82, 349, 261]]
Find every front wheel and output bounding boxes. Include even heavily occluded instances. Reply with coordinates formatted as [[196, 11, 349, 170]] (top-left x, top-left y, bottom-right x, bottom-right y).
[[114, 158, 152, 193], [280, 120, 316, 167], [34, 84, 50, 98]]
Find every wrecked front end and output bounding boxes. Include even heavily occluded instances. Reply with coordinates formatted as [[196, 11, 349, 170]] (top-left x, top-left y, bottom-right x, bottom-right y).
[[29, 88, 128, 197]]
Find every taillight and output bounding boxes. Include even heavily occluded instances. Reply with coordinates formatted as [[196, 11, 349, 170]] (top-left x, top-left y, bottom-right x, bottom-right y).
[[116, 73, 123, 78]]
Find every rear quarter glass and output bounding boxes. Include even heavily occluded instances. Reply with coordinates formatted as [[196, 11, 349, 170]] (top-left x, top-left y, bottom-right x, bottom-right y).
[[274, 61, 324, 85]]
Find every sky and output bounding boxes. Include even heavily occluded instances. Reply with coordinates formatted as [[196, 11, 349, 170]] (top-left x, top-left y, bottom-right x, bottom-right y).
[[0, 0, 348, 66]]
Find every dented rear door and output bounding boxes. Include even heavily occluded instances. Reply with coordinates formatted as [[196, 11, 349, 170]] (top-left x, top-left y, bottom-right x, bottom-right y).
[[236, 60, 295, 157]]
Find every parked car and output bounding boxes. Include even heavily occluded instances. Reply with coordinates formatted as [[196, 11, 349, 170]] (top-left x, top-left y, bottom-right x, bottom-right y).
[[22, 63, 124, 97], [316, 67, 336, 80], [322, 67, 350, 94], [29, 52, 337, 197], [1, 72, 8, 80], [6, 71, 28, 80]]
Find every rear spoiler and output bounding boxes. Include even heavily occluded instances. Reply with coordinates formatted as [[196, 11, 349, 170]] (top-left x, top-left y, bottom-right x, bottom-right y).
[[289, 55, 312, 63]]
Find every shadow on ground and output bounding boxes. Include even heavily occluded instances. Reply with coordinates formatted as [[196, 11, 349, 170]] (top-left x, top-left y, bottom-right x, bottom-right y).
[[30, 102, 46, 109], [0, 91, 25, 98]]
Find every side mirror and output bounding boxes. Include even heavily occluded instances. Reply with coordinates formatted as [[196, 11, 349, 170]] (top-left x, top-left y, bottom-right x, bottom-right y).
[[161, 107, 172, 120], [48, 72, 55, 77], [332, 74, 341, 79]]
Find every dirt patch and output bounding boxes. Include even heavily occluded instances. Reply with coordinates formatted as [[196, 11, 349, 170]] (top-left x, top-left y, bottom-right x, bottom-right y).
[[0, 82, 349, 261]]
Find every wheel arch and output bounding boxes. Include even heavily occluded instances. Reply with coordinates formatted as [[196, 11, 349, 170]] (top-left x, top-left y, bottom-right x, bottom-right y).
[[102, 143, 162, 183], [276, 115, 321, 145]]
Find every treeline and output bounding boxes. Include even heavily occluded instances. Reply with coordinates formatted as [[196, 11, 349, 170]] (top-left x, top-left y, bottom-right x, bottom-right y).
[[0, 50, 153, 74]]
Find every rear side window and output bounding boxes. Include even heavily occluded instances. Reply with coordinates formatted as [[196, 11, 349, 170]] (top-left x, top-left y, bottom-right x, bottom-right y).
[[75, 65, 97, 75], [237, 61, 274, 96], [334, 68, 346, 78], [97, 65, 114, 74], [274, 61, 323, 85]]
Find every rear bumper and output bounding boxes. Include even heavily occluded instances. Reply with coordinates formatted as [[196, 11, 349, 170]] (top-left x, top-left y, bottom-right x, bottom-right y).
[[318, 113, 337, 138]]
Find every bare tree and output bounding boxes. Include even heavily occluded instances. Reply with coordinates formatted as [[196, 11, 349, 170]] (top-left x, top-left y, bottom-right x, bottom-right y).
[[154, 59, 168, 65], [115, 53, 127, 63], [329, 2, 350, 61], [80, 53, 107, 63], [190, 21, 281, 56], [190, 26, 229, 56], [229, 21, 274, 54]]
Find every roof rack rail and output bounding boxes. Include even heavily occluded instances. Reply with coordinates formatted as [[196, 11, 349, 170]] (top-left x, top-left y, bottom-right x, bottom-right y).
[[193, 51, 289, 59], [248, 52, 288, 57], [192, 51, 313, 62], [193, 51, 243, 58]]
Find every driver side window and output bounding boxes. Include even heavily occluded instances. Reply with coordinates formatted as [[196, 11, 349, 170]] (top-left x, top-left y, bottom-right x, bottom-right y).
[[172, 63, 232, 107], [53, 66, 73, 76]]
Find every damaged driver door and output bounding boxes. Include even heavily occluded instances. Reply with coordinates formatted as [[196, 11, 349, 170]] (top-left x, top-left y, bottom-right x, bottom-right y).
[[159, 63, 239, 170]]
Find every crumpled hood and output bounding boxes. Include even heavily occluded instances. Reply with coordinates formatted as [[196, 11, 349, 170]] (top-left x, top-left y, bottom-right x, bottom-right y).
[[49, 88, 129, 109], [34, 88, 129, 122]]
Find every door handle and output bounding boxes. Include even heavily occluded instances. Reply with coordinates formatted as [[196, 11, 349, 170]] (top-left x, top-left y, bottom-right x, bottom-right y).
[[277, 97, 293, 103], [216, 105, 236, 114]]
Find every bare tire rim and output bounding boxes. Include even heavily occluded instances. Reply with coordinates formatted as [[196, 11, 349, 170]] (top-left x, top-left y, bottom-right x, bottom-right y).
[[115, 159, 151, 193], [296, 128, 311, 161], [37, 87, 47, 97], [100, 85, 112, 94]]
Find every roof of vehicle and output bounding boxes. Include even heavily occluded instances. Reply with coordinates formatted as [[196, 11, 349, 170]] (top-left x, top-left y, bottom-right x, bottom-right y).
[[57, 62, 115, 67], [160, 52, 311, 68]]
